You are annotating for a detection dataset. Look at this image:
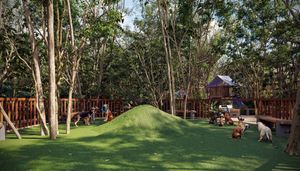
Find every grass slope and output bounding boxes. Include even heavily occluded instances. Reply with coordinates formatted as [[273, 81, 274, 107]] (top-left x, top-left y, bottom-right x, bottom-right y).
[[0, 105, 299, 171], [95, 105, 191, 138]]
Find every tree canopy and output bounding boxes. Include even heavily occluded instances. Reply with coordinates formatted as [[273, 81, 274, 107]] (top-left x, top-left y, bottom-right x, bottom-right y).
[[1, 0, 298, 102]]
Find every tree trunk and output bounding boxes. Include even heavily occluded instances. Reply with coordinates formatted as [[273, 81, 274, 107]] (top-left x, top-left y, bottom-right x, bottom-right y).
[[0, 105, 21, 139], [55, 75, 63, 136], [66, 0, 79, 134], [34, 42, 50, 137], [66, 65, 76, 134], [22, 0, 49, 136], [157, 0, 176, 115], [54, 0, 65, 136], [183, 81, 191, 119], [282, 0, 300, 156], [47, 0, 57, 140], [55, 94, 59, 135], [285, 86, 300, 156]]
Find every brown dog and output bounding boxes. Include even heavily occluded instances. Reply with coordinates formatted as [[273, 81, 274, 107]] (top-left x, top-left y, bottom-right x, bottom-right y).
[[224, 112, 234, 125], [104, 109, 114, 122], [232, 125, 243, 139], [102, 104, 114, 122], [232, 117, 246, 139]]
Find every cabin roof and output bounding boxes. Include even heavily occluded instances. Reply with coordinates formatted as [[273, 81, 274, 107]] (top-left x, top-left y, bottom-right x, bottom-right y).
[[207, 75, 236, 88]]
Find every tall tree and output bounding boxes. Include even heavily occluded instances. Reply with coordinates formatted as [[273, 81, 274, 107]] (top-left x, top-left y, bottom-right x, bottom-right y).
[[79, 0, 124, 98], [282, 0, 300, 156], [65, 0, 78, 134], [22, 0, 49, 136], [285, 85, 300, 155], [174, 0, 220, 118], [47, 0, 57, 140], [157, 0, 176, 115]]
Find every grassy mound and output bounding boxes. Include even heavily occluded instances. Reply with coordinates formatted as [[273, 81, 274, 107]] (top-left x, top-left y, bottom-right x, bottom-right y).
[[95, 105, 191, 139]]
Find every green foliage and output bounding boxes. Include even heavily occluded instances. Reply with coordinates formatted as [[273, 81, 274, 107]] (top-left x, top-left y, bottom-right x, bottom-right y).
[[82, 9, 123, 39], [1, 0, 298, 101], [0, 25, 33, 97], [212, 0, 300, 98]]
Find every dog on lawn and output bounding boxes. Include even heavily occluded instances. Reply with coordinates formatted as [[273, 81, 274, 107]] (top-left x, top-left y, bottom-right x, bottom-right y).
[[257, 121, 272, 142], [102, 104, 114, 122], [217, 113, 225, 126], [208, 111, 218, 124], [73, 107, 97, 127], [232, 117, 249, 139], [224, 112, 234, 125]]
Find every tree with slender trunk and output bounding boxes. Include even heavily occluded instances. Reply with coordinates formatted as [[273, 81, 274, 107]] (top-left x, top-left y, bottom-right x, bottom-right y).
[[55, 0, 68, 136], [47, 0, 57, 140], [22, 0, 49, 136], [65, 0, 85, 134], [66, 0, 76, 134], [157, 0, 176, 115]]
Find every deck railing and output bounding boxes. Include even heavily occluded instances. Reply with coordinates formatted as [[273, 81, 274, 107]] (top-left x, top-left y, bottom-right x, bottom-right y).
[[0, 98, 40, 129], [255, 98, 295, 120]]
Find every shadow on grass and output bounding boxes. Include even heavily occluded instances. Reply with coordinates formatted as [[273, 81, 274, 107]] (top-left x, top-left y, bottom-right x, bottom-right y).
[[0, 115, 299, 170]]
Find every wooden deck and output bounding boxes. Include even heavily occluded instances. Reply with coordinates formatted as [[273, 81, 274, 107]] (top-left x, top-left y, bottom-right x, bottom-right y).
[[256, 115, 292, 138]]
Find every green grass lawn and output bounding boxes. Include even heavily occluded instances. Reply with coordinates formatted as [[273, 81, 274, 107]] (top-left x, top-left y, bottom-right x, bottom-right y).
[[0, 105, 299, 171]]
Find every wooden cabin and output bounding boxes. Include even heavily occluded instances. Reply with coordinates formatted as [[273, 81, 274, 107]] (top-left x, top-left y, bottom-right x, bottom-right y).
[[207, 75, 236, 99]]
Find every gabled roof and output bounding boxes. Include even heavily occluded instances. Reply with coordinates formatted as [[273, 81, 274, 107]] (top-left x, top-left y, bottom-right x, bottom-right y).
[[207, 75, 236, 88]]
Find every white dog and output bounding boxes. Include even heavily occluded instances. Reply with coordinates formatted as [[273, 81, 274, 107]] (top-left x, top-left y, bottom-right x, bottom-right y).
[[257, 122, 272, 142]]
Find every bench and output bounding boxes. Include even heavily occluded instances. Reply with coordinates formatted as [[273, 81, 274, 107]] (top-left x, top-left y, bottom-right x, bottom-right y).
[[256, 115, 292, 138]]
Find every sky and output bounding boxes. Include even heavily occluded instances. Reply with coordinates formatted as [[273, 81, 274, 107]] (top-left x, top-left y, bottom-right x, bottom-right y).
[[119, 0, 221, 35], [120, 0, 142, 31]]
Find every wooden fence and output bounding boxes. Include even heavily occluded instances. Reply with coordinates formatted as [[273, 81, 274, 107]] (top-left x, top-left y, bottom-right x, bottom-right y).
[[0, 98, 40, 129], [255, 98, 295, 120], [0, 97, 296, 130], [161, 99, 211, 118], [59, 98, 124, 117], [0, 98, 124, 129]]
